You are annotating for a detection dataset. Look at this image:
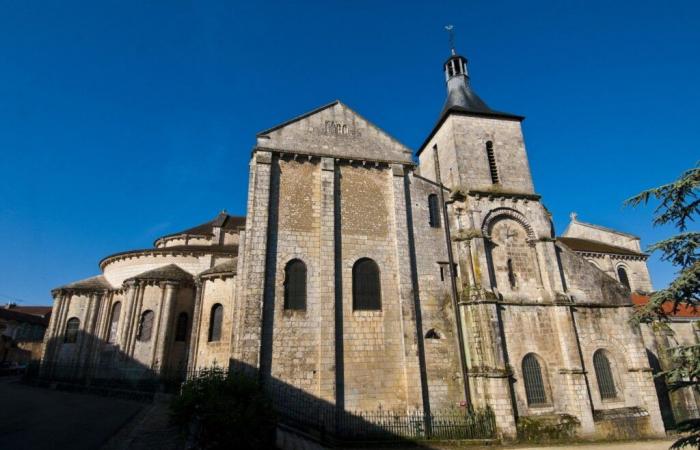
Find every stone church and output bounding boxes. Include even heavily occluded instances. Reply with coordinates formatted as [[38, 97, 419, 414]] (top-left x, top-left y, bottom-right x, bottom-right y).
[[41, 48, 668, 439]]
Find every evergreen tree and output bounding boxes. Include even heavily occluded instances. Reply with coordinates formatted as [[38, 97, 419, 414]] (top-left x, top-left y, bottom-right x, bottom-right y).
[[625, 163, 699, 448]]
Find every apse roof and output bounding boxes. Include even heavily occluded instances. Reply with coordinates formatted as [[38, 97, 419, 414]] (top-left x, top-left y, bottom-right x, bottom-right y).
[[200, 259, 237, 277], [557, 237, 647, 257], [54, 275, 112, 292], [126, 264, 193, 282], [158, 212, 245, 241]]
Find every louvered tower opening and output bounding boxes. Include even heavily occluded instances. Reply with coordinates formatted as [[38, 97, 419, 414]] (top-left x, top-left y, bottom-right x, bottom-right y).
[[486, 141, 499, 184]]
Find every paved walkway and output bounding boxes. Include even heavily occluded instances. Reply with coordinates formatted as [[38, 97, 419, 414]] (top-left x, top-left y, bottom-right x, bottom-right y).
[[429, 439, 676, 449], [0, 377, 143, 450]]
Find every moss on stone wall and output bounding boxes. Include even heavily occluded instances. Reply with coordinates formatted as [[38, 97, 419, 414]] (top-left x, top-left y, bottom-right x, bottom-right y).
[[516, 414, 580, 443]]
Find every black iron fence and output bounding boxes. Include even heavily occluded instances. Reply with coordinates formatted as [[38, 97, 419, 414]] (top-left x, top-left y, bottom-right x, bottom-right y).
[[30, 362, 497, 442], [268, 382, 496, 441]]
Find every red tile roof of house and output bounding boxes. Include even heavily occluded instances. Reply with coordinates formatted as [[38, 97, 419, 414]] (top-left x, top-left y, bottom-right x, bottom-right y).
[[631, 293, 700, 318]]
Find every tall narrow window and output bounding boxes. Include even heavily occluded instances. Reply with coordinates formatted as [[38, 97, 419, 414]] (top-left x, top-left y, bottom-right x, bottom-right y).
[[284, 259, 307, 310], [522, 353, 547, 405], [208, 304, 223, 342], [353, 258, 381, 310], [486, 141, 499, 184], [174, 312, 188, 342], [428, 194, 441, 228], [593, 349, 617, 399], [64, 317, 80, 344], [107, 302, 121, 344], [617, 266, 631, 290], [507, 258, 517, 289], [137, 310, 154, 342]]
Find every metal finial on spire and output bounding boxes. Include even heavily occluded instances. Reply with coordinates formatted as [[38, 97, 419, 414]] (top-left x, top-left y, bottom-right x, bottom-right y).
[[444, 24, 456, 55]]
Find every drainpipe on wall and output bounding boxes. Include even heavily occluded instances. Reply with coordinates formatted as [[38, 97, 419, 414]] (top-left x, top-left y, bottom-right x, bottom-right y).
[[432, 144, 472, 409]]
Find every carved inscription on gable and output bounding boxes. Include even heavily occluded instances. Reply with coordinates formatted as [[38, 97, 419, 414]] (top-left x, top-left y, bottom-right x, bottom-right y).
[[315, 120, 361, 138]]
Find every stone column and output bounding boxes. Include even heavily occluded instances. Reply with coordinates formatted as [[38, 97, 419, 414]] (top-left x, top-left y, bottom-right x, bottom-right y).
[[155, 281, 179, 373], [118, 281, 138, 355], [389, 164, 425, 409], [318, 157, 336, 402], [553, 303, 596, 435], [41, 292, 64, 373], [238, 151, 273, 372], [187, 280, 204, 373]]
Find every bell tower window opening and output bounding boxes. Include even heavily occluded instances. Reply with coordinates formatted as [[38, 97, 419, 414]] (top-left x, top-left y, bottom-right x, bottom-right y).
[[428, 194, 441, 228], [486, 141, 499, 184]]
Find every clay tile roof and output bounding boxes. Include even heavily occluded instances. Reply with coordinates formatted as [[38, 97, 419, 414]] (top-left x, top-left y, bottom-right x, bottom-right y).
[[55, 275, 112, 292], [0, 308, 49, 326], [200, 259, 237, 277], [9, 306, 52, 318], [557, 237, 647, 257], [127, 264, 193, 282], [158, 212, 245, 241], [631, 293, 700, 319]]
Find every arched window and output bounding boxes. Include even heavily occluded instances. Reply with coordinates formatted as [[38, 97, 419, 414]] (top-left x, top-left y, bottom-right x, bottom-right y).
[[593, 350, 617, 399], [617, 266, 631, 290], [64, 317, 80, 343], [284, 259, 307, 310], [522, 353, 547, 405], [428, 194, 441, 228], [208, 304, 223, 342], [107, 302, 121, 344], [137, 310, 154, 342], [425, 329, 442, 339], [353, 258, 381, 310], [486, 141, 499, 184], [174, 312, 188, 342]]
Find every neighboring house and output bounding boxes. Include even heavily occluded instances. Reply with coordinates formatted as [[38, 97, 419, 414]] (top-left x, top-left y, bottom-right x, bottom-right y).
[[42, 47, 668, 440], [0, 303, 51, 364], [633, 294, 700, 428]]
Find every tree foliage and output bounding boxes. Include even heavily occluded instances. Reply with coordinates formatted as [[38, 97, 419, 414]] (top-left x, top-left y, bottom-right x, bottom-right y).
[[625, 163, 699, 448], [170, 368, 276, 450]]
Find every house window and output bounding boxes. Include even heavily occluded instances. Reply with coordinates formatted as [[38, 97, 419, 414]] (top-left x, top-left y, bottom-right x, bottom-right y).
[[353, 258, 381, 310], [174, 312, 188, 342], [486, 141, 499, 184], [107, 302, 121, 344], [64, 317, 80, 344], [617, 266, 631, 290], [208, 304, 223, 342], [137, 310, 154, 342], [284, 259, 307, 310], [522, 353, 547, 405], [594, 349, 617, 399], [428, 194, 441, 228]]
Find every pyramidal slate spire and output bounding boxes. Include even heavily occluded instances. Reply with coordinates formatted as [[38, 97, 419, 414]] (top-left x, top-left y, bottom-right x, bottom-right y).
[[441, 50, 495, 116]]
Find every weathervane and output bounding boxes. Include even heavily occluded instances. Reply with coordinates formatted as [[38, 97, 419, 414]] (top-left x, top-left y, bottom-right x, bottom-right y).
[[445, 24, 456, 55]]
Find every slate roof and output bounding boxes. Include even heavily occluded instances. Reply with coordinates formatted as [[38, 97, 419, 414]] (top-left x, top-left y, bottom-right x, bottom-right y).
[[54, 275, 112, 292], [158, 212, 245, 241], [557, 237, 647, 257], [199, 259, 237, 278], [126, 264, 193, 282]]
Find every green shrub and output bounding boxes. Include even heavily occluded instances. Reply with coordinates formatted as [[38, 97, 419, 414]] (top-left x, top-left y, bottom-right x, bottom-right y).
[[170, 368, 276, 449]]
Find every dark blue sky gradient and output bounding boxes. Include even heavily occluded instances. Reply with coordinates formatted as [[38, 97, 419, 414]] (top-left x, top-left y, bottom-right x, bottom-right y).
[[1, 1, 697, 305]]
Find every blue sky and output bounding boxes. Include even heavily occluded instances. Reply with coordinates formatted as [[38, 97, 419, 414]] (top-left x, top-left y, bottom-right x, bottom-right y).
[[1, 1, 697, 306]]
